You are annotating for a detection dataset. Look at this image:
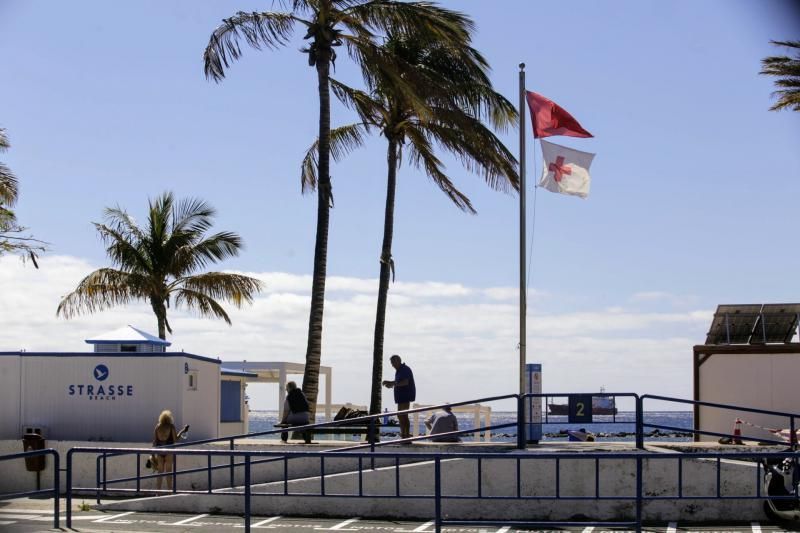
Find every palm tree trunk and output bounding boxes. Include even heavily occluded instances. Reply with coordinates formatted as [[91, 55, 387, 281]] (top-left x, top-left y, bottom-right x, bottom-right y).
[[151, 296, 167, 340], [302, 48, 333, 418], [369, 139, 399, 415]]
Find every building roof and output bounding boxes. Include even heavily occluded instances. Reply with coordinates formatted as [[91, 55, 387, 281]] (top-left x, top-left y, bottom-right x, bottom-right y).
[[84, 325, 171, 346], [221, 368, 259, 378]]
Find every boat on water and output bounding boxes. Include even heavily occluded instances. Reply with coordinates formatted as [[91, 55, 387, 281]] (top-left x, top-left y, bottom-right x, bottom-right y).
[[548, 388, 617, 415]]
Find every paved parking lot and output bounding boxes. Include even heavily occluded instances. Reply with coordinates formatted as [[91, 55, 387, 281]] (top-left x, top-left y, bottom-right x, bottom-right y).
[[0, 506, 797, 533]]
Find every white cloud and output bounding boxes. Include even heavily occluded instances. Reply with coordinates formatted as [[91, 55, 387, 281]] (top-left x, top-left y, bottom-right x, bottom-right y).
[[0, 255, 709, 410]]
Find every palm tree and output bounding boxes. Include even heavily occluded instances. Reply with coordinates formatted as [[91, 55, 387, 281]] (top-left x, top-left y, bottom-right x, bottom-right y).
[[57, 192, 263, 339], [0, 127, 45, 266], [203, 1, 475, 414], [0, 128, 18, 208], [760, 40, 800, 112], [302, 36, 519, 415]]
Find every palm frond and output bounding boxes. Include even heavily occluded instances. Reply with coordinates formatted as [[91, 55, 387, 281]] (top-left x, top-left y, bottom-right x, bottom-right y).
[[173, 287, 233, 323], [172, 196, 216, 236], [404, 125, 475, 213], [56, 269, 147, 318], [302, 123, 370, 192], [171, 232, 244, 274], [0, 164, 18, 207], [173, 272, 263, 319], [204, 11, 298, 81], [93, 222, 152, 274], [344, 1, 472, 46], [760, 40, 800, 112]]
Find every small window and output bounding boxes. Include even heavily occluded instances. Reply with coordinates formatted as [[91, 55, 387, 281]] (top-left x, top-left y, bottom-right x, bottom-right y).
[[187, 371, 198, 390], [120, 345, 137, 352]]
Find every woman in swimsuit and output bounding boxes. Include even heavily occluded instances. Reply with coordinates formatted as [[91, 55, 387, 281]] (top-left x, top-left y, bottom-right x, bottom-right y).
[[153, 410, 178, 490]]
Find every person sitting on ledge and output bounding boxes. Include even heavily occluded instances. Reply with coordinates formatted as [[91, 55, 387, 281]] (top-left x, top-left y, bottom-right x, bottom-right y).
[[425, 405, 461, 442]]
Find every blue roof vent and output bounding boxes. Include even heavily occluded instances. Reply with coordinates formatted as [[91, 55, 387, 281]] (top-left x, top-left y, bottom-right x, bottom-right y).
[[85, 325, 171, 353]]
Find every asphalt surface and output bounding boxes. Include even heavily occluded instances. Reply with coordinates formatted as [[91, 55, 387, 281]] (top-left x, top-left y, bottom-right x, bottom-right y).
[[0, 504, 798, 533]]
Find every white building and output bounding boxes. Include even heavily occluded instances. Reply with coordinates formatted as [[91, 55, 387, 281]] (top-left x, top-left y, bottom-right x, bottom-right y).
[[0, 326, 253, 442]]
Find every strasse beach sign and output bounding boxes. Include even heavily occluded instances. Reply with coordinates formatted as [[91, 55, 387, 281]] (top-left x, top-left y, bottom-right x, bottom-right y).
[[68, 364, 134, 400]]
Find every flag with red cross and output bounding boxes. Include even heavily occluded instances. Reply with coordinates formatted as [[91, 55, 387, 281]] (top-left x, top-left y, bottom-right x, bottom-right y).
[[539, 140, 595, 199]]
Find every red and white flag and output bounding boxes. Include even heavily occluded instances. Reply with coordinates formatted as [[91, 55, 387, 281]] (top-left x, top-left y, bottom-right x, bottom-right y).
[[526, 91, 593, 139], [539, 140, 595, 199]]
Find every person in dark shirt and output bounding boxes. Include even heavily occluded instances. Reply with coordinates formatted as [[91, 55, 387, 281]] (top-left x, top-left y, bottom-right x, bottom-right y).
[[281, 381, 312, 443], [382, 355, 416, 440]]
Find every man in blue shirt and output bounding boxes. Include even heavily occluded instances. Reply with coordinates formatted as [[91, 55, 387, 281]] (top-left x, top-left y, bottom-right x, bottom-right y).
[[382, 354, 416, 440]]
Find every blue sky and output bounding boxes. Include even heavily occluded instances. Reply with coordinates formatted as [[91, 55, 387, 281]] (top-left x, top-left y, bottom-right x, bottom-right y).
[[1, 0, 798, 409]]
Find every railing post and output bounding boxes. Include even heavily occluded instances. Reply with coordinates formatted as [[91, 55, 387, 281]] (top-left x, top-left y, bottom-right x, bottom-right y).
[[53, 451, 60, 530], [434, 457, 442, 533], [95, 454, 101, 504], [136, 452, 141, 494], [244, 454, 251, 533], [791, 416, 797, 451], [229, 438, 235, 487], [517, 394, 526, 450], [635, 455, 642, 533], [66, 450, 73, 529], [369, 417, 376, 453], [635, 396, 644, 450]]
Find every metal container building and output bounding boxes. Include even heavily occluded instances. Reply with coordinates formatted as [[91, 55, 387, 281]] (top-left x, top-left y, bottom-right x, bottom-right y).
[[0, 325, 252, 442]]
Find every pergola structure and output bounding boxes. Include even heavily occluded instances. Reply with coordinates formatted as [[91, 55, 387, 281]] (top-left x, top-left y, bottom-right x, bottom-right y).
[[693, 303, 800, 442], [222, 361, 333, 422]]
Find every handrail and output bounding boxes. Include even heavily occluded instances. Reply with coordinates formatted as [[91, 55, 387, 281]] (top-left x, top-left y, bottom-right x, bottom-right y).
[[642, 394, 799, 448], [0, 449, 60, 528], [95, 393, 522, 494]]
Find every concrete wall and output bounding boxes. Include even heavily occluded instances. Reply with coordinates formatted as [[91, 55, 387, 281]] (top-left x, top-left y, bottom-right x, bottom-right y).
[[699, 352, 800, 442], [105, 453, 767, 522]]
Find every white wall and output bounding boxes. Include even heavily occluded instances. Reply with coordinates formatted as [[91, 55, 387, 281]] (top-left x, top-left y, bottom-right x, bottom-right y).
[[180, 358, 220, 440], [699, 352, 800, 442], [0, 355, 21, 438]]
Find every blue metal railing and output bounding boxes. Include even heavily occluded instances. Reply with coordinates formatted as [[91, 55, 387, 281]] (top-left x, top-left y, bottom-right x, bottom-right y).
[[67, 445, 800, 533], [641, 394, 799, 448], [0, 449, 60, 528], [95, 394, 521, 495], [93, 391, 800, 498]]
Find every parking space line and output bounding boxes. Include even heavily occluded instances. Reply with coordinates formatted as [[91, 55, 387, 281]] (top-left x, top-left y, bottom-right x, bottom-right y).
[[234, 515, 282, 528], [667, 521, 677, 533], [751, 522, 762, 533], [0, 514, 42, 520], [93, 511, 135, 523], [0, 509, 52, 515], [582, 528, 594, 533], [408, 520, 434, 532], [315, 517, 360, 530], [496, 527, 511, 533], [170, 513, 210, 525], [0, 520, 17, 526]]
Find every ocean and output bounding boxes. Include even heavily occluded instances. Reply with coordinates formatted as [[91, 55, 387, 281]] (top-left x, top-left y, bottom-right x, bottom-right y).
[[247, 410, 694, 442]]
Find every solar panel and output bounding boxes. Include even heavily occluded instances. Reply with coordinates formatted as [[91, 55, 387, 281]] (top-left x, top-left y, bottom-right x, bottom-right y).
[[750, 303, 800, 344], [705, 304, 762, 345]]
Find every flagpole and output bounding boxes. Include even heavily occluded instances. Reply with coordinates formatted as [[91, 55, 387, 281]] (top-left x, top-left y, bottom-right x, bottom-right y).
[[518, 63, 527, 397]]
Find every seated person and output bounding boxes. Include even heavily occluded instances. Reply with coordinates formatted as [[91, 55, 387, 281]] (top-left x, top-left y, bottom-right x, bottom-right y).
[[425, 405, 461, 442], [280, 381, 312, 444]]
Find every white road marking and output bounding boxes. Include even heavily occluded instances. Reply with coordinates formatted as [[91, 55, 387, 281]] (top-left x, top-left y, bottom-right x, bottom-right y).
[[169, 513, 209, 525], [0, 514, 42, 520], [31, 514, 105, 522], [667, 521, 677, 533], [0, 509, 52, 515], [315, 517, 360, 530], [751, 522, 762, 533], [0, 520, 17, 526], [496, 527, 511, 533], [234, 515, 282, 528], [582, 528, 594, 533], [93, 511, 135, 523], [410, 521, 435, 532]]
